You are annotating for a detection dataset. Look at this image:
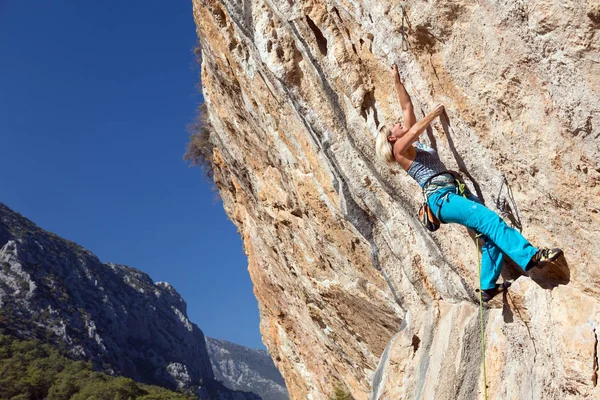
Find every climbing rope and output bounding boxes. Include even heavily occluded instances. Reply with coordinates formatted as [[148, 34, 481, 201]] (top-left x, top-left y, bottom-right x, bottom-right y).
[[401, 5, 409, 52], [458, 181, 488, 399], [476, 235, 488, 400]]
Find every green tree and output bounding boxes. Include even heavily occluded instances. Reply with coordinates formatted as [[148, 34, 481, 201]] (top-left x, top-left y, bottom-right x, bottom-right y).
[[0, 334, 194, 400]]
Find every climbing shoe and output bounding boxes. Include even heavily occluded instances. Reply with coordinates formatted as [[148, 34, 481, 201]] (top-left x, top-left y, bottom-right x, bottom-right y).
[[479, 281, 512, 302], [531, 247, 563, 268]]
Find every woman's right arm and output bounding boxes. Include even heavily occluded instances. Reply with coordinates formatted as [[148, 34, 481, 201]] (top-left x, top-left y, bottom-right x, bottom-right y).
[[394, 104, 444, 156]]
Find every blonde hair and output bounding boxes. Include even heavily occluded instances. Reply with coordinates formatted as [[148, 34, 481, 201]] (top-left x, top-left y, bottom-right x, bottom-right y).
[[375, 124, 395, 163]]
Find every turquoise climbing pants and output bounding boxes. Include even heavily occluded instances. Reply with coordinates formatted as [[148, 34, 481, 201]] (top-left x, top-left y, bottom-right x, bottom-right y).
[[427, 186, 538, 290]]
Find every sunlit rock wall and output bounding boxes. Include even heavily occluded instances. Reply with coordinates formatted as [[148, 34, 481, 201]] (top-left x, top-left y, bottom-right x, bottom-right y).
[[192, 0, 600, 398]]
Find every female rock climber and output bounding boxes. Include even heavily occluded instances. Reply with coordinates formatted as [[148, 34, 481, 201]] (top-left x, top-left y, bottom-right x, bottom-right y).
[[375, 64, 563, 302]]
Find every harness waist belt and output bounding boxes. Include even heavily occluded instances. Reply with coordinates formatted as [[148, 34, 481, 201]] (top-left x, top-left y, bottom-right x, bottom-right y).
[[423, 172, 456, 199]]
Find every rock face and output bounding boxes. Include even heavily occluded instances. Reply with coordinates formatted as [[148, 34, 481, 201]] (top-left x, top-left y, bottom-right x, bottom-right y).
[[206, 336, 289, 400], [0, 203, 259, 400], [192, 0, 600, 399]]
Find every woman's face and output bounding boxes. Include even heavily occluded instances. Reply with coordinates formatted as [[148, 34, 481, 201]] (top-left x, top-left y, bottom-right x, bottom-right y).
[[388, 122, 409, 143]]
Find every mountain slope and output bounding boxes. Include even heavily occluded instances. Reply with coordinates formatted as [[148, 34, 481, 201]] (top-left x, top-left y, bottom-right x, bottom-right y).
[[0, 202, 259, 400], [206, 337, 288, 400]]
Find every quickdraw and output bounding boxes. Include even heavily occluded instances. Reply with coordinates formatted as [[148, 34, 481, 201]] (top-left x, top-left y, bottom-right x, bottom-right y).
[[401, 5, 409, 52], [495, 174, 522, 231]]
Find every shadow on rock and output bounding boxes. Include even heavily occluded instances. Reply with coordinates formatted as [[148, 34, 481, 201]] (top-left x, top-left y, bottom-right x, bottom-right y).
[[504, 290, 538, 356], [527, 255, 570, 289], [500, 253, 570, 290], [439, 112, 485, 203], [501, 260, 526, 282], [502, 290, 514, 323]]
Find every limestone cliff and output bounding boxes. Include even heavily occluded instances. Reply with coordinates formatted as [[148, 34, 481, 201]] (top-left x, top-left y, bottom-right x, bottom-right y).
[[191, 0, 600, 398]]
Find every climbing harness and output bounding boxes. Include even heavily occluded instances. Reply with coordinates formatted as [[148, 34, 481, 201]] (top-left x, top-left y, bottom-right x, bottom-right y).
[[422, 172, 455, 199], [401, 5, 409, 52], [418, 172, 455, 232], [419, 172, 468, 232]]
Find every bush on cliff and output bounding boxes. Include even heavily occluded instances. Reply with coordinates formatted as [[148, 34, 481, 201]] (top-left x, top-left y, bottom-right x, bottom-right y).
[[185, 101, 215, 180], [330, 385, 355, 400]]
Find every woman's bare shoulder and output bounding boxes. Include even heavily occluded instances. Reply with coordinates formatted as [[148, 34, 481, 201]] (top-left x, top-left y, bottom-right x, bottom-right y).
[[394, 145, 416, 171]]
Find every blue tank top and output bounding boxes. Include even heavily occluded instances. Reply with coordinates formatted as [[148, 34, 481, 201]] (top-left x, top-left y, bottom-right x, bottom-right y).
[[406, 142, 448, 187]]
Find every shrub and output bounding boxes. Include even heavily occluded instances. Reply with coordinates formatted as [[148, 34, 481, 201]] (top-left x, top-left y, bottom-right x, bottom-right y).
[[184, 102, 215, 180], [330, 385, 354, 400], [193, 43, 203, 66]]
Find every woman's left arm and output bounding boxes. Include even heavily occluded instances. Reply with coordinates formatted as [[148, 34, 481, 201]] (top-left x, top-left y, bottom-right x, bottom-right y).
[[393, 104, 444, 156], [391, 65, 417, 128]]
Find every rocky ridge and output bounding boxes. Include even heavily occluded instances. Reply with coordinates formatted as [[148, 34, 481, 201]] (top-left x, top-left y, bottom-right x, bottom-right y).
[[0, 202, 259, 400], [206, 336, 289, 400], [192, 0, 600, 399]]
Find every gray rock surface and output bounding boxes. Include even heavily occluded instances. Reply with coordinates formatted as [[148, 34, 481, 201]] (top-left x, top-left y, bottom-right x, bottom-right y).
[[206, 336, 289, 400]]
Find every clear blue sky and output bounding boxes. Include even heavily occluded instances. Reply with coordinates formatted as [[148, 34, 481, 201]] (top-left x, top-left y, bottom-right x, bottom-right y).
[[0, 0, 264, 349]]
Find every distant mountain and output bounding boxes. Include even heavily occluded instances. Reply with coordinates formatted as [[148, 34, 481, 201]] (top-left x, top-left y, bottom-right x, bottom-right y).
[[206, 337, 289, 400], [0, 202, 259, 400]]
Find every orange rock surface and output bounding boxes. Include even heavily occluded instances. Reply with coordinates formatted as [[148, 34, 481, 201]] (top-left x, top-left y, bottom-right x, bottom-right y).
[[192, 0, 600, 398]]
